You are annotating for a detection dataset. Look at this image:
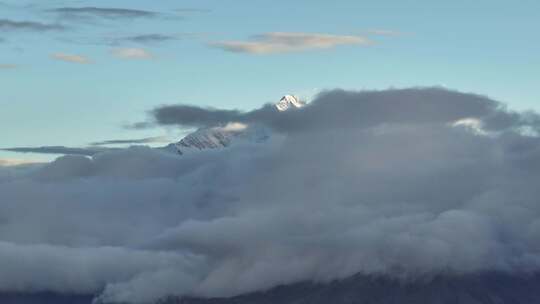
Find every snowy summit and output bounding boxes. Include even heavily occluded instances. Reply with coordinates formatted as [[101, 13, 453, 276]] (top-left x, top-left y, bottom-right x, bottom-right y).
[[274, 95, 305, 111]]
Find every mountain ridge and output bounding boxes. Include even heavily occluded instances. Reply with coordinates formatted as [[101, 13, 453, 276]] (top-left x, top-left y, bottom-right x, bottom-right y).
[[3, 272, 540, 304], [166, 95, 304, 155]]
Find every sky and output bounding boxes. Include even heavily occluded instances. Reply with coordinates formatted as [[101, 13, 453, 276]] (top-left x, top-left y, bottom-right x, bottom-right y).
[[2, 2, 540, 302], [1, 0, 539, 161]]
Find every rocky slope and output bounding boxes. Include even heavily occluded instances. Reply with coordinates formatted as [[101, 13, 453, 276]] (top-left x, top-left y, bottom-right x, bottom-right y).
[[165, 272, 540, 304], [4, 272, 539, 304]]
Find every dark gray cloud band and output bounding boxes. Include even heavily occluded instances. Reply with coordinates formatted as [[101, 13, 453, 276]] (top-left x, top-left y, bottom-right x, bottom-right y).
[[90, 136, 169, 146], [0, 19, 65, 31], [118, 34, 179, 44], [150, 87, 540, 134], [153, 106, 243, 129], [49, 7, 158, 19], [2, 146, 111, 156]]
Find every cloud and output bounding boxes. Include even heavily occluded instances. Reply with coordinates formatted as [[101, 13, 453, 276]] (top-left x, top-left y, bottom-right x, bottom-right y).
[[0, 19, 65, 31], [49, 7, 158, 20], [152, 105, 243, 129], [211, 32, 372, 54], [51, 53, 91, 64], [149, 87, 540, 134], [2, 146, 110, 156], [118, 34, 178, 44], [90, 136, 169, 146], [0, 64, 17, 69], [2, 88, 540, 303], [0, 159, 15, 166], [58, 33, 185, 47], [175, 8, 212, 14], [365, 29, 403, 36], [111, 47, 153, 59], [0, 241, 203, 300], [125, 121, 156, 130], [0, 159, 35, 166]]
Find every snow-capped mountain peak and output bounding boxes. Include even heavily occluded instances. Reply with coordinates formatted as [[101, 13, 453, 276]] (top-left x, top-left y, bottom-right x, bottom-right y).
[[175, 123, 248, 153], [165, 122, 270, 155], [166, 95, 304, 155], [275, 95, 305, 111]]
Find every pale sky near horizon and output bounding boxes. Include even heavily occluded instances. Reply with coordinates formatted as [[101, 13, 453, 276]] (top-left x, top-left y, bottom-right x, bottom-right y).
[[1, 0, 539, 161]]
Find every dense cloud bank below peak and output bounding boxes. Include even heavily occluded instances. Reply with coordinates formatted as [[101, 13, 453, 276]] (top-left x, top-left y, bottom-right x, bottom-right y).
[[1, 87, 540, 303]]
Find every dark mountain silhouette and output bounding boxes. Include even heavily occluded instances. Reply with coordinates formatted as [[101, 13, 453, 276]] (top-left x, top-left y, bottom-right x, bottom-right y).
[[4, 272, 539, 304]]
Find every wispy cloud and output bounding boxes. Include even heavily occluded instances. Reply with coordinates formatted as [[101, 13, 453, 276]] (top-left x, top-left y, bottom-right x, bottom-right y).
[[174, 8, 212, 14], [0, 158, 37, 166], [124, 121, 155, 130], [0, 19, 65, 31], [90, 136, 169, 146], [365, 29, 403, 36], [57, 33, 186, 47], [49, 7, 158, 20], [51, 53, 91, 64], [111, 48, 153, 59], [0, 64, 17, 69], [2, 146, 112, 156], [211, 32, 372, 54], [118, 34, 178, 45]]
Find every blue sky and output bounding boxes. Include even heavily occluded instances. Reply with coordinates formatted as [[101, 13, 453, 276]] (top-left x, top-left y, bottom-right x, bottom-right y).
[[1, 0, 539, 161]]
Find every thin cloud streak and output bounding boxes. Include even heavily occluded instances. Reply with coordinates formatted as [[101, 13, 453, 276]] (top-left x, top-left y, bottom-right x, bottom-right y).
[[51, 53, 91, 64], [119, 34, 178, 44], [2, 146, 112, 156], [211, 32, 372, 54], [124, 121, 156, 130], [175, 8, 212, 14], [365, 29, 404, 36], [90, 136, 169, 146], [49, 7, 158, 20], [111, 47, 153, 59], [0, 159, 37, 166], [0, 64, 17, 69], [57, 33, 185, 47], [0, 19, 65, 31]]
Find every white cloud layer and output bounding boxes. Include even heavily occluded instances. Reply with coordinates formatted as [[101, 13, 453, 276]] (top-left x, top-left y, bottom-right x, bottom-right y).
[[1, 88, 540, 303]]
